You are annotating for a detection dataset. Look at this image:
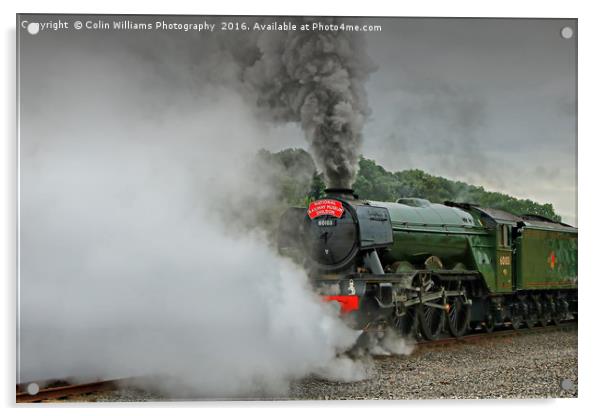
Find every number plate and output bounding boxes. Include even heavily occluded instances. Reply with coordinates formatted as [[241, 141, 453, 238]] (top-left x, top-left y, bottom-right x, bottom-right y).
[[317, 219, 336, 227]]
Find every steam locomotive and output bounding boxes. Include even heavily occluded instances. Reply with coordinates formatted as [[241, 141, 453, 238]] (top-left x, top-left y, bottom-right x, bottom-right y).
[[278, 188, 577, 340]]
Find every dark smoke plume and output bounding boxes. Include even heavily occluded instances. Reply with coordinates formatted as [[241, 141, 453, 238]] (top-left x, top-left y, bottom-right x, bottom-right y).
[[242, 18, 376, 188]]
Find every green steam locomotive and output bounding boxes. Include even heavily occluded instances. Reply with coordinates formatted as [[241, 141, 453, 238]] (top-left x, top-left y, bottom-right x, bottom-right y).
[[278, 188, 577, 340]]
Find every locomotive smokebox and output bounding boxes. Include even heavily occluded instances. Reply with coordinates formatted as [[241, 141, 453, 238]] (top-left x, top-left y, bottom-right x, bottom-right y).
[[324, 188, 359, 201]]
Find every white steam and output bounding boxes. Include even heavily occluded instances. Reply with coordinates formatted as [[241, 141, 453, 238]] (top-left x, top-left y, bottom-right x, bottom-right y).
[[18, 31, 370, 398], [372, 329, 415, 356]]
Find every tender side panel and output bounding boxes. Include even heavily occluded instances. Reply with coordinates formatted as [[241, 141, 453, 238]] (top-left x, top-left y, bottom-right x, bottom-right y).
[[515, 227, 578, 290]]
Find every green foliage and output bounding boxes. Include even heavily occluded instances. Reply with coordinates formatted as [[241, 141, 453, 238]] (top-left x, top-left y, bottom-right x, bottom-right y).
[[253, 149, 561, 223], [353, 157, 562, 222], [308, 172, 326, 202]]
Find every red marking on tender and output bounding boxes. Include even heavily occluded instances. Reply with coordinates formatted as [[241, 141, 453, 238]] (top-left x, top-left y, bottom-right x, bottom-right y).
[[323, 295, 359, 313], [307, 199, 344, 219], [548, 251, 556, 269]]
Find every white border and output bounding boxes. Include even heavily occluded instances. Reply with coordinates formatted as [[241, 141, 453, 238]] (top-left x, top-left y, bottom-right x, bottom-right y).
[[3, 1, 601, 414]]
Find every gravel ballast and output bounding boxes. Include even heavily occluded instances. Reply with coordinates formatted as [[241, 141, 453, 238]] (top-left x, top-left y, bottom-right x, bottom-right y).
[[290, 327, 578, 400], [82, 327, 578, 402]]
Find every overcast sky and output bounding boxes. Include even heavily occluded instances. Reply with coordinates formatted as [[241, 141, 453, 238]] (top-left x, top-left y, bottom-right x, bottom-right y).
[[361, 18, 577, 225], [19, 16, 577, 225]]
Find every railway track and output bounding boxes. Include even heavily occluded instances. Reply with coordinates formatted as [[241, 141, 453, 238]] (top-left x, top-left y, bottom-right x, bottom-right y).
[[16, 377, 138, 403], [16, 322, 576, 402], [367, 320, 577, 359], [416, 321, 577, 348]]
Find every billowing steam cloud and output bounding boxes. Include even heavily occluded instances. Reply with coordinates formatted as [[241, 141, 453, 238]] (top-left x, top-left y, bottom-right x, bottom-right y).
[[19, 40, 364, 397], [241, 18, 376, 188], [18, 19, 389, 399]]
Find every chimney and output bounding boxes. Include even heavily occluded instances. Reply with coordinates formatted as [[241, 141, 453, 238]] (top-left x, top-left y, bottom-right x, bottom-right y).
[[324, 188, 358, 201]]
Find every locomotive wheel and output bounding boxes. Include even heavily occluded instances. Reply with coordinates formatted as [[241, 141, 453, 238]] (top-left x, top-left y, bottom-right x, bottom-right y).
[[550, 299, 562, 326], [482, 313, 496, 333], [417, 302, 445, 340], [552, 298, 568, 325], [510, 315, 522, 330], [525, 310, 537, 329], [392, 307, 418, 339], [447, 297, 471, 338], [524, 302, 537, 329], [536, 298, 551, 327], [509, 304, 522, 330], [549, 296, 559, 326]]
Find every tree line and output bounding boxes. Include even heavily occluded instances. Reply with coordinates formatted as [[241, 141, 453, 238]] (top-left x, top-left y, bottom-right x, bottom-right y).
[[256, 148, 561, 222]]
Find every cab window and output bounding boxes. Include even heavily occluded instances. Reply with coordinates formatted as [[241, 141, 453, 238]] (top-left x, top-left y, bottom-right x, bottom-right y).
[[499, 225, 511, 247]]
